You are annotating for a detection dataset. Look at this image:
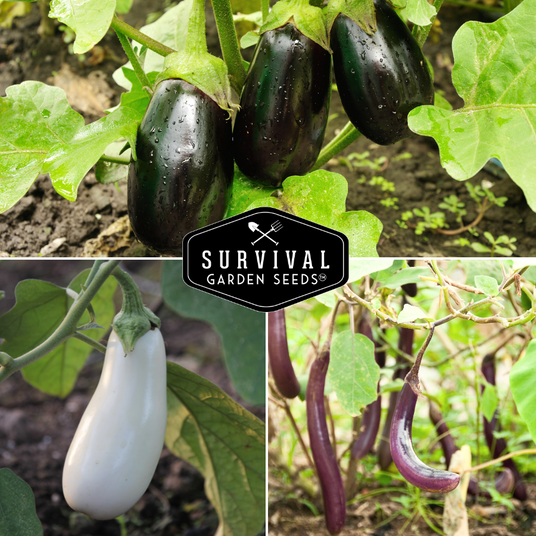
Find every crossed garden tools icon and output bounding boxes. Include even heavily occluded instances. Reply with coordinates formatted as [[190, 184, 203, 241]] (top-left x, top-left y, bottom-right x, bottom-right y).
[[248, 221, 283, 245]]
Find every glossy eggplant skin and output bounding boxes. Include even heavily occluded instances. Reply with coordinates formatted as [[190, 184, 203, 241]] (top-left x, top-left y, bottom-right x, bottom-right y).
[[129, 79, 233, 255], [391, 383, 460, 493], [307, 350, 346, 535], [330, 0, 434, 145], [268, 310, 301, 399], [233, 24, 332, 188]]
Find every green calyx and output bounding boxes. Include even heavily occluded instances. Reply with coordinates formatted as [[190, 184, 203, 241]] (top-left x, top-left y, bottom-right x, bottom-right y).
[[155, 51, 236, 114], [260, 0, 330, 51], [112, 269, 160, 354], [154, 0, 236, 113], [326, 0, 377, 36]]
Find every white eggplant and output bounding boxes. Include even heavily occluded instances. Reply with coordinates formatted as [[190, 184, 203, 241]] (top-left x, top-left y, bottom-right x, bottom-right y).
[[63, 328, 167, 520]]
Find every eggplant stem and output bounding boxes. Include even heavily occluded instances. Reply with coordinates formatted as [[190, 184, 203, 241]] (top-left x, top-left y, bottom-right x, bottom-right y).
[[466, 448, 536, 474]]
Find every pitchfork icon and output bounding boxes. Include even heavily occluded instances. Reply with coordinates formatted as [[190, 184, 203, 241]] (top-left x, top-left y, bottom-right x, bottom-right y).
[[248, 221, 283, 245]]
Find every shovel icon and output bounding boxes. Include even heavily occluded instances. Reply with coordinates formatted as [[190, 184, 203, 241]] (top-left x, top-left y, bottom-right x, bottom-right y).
[[248, 221, 282, 245]]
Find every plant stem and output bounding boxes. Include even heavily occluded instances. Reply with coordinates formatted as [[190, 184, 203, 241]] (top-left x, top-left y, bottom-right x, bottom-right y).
[[211, 0, 247, 94], [99, 155, 131, 166], [0, 260, 121, 384], [343, 281, 536, 330], [114, 29, 153, 95], [111, 16, 175, 57], [73, 332, 107, 354], [313, 121, 361, 171], [412, 0, 444, 48], [466, 448, 536, 473], [261, 0, 270, 22]]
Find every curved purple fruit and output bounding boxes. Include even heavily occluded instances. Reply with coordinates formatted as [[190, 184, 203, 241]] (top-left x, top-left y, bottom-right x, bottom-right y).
[[268, 310, 300, 399], [307, 350, 346, 535], [391, 383, 460, 493], [378, 327, 413, 470], [481, 354, 527, 501]]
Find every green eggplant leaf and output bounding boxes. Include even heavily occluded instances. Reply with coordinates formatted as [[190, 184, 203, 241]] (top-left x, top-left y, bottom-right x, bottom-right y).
[[0, 271, 116, 397], [391, 0, 436, 26], [113, 0, 194, 91], [49, 0, 116, 54], [0, 82, 138, 212], [408, 0, 536, 210], [474, 275, 500, 297], [481, 383, 499, 423], [327, 330, 379, 416], [20, 270, 117, 397], [510, 340, 536, 445], [118, 68, 159, 120], [0, 469, 42, 536], [225, 167, 276, 218], [166, 362, 265, 536], [161, 262, 265, 406], [380, 267, 431, 290], [398, 303, 430, 323], [349, 258, 395, 283], [245, 170, 383, 257]]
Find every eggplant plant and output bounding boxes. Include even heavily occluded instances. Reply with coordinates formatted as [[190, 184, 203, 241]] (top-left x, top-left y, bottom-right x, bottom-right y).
[[1, 0, 535, 256], [0, 260, 265, 535], [268, 258, 536, 534]]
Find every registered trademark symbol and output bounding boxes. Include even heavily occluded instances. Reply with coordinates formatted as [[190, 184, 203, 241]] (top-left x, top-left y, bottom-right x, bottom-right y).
[[318, 273, 327, 282]]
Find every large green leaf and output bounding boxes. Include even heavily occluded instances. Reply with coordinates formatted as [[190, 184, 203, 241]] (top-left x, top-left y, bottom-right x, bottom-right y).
[[327, 331, 379, 416], [0, 270, 117, 397], [0, 469, 42, 536], [49, 0, 116, 54], [246, 170, 383, 257], [408, 0, 536, 210], [21, 270, 117, 397], [161, 262, 265, 406], [0, 82, 138, 212], [391, 0, 436, 26], [166, 362, 265, 536], [510, 340, 536, 445], [225, 168, 276, 218]]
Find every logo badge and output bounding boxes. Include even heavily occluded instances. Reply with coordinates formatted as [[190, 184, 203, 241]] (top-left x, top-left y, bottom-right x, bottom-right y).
[[183, 207, 349, 312]]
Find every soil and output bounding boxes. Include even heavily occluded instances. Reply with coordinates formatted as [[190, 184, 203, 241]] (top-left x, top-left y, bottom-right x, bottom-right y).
[[0, 260, 265, 536], [1, 3, 533, 257]]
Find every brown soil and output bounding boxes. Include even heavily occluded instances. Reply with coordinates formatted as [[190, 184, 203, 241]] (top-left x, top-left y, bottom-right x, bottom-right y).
[[0, 3, 533, 257], [0, 260, 265, 536]]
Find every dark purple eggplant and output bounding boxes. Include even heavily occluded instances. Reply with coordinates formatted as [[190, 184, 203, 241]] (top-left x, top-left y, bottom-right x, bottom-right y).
[[268, 310, 300, 399], [402, 260, 418, 297], [351, 396, 382, 462], [306, 350, 346, 535], [330, 0, 433, 145], [129, 79, 233, 255], [481, 354, 527, 501], [378, 327, 413, 470], [233, 23, 332, 188], [429, 402, 514, 498], [391, 383, 460, 493]]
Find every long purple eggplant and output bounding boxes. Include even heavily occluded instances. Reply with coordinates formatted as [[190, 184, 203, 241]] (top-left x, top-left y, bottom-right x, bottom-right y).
[[481, 354, 527, 501], [429, 402, 514, 497], [401, 260, 418, 297], [306, 350, 346, 534], [378, 326, 413, 470], [391, 383, 460, 493], [268, 310, 300, 399]]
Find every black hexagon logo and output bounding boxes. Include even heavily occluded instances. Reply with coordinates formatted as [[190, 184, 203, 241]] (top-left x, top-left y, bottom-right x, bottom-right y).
[[182, 207, 349, 312]]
